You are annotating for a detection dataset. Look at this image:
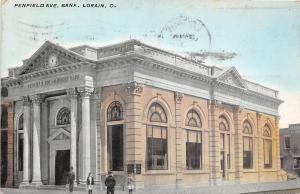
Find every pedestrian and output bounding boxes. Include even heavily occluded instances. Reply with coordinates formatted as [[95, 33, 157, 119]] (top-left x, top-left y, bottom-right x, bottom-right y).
[[86, 172, 94, 194], [127, 173, 134, 194], [67, 166, 75, 192], [105, 171, 116, 194]]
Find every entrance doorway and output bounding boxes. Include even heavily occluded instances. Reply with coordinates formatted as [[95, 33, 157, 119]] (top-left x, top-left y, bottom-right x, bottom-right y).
[[107, 125, 124, 171], [55, 150, 70, 185]]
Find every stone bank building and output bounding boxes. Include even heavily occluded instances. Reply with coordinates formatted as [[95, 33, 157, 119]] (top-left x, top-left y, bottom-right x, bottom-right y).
[[0, 40, 283, 188]]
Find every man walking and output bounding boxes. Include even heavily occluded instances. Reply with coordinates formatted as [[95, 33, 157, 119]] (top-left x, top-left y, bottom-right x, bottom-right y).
[[105, 171, 116, 194], [68, 166, 75, 192]]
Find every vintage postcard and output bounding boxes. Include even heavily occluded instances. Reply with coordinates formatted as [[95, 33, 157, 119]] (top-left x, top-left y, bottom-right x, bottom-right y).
[[0, 0, 300, 193]]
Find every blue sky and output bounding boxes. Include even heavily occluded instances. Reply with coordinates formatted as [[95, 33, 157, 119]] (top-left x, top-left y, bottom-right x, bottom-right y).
[[1, 0, 300, 127]]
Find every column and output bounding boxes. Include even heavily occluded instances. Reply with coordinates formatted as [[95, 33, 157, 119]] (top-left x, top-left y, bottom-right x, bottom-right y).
[[67, 88, 78, 185], [233, 105, 243, 183], [31, 94, 43, 185], [41, 100, 49, 184], [208, 100, 221, 185], [21, 96, 30, 185], [78, 86, 94, 182], [90, 89, 101, 186]]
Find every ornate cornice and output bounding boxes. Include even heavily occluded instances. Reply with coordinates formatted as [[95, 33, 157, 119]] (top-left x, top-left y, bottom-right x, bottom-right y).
[[126, 81, 143, 95], [77, 86, 94, 98], [66, 88, 78, 98]]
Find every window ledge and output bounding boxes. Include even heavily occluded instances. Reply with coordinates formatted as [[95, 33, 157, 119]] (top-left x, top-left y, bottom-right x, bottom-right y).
[[183, 170, 209, 174], [243, 169, 258, 173], [144, 170, 174, 175], [261, 169, 276, 172]]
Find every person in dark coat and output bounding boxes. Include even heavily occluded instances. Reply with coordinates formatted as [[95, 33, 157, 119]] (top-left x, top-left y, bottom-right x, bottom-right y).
[[86, 172, 94, 194], [105, 171, 116, 194], [67, 166, 75, 192]]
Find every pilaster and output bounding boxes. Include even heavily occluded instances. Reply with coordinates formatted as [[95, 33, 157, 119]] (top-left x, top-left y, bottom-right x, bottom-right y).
[[275, 116, 281, 180], [174, 92, 184, 188], [208, 100, 221, 185], [233, 105, 243, 183], [125, 81, 144, 188], [256, 112, 263, 182], [6, 102, 14, 187]]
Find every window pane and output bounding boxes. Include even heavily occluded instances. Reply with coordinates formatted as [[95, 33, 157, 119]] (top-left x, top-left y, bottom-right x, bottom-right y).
[[243, 137, 253, 169], [227, 134, 230, 169], [220, 133, 225, 150], [147, 126, 168, 170], [18, 133, 24, 171], [285, 136, 291, 149], [264, 139, 272, 168], [186, 130, 202, 170]]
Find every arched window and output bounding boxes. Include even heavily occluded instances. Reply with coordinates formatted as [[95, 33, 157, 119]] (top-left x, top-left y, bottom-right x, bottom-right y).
[[18, 114, 24, 171], [263, 124, 272, 168], [148, 102, 167, 123], [243, 120, 253, 169], [219, 115, 231, 175], [147, 102, 168, 170], [56, 107, 70, 125], [107, 101, 123, 122], [1, 105, 8, 129], [185, 109, 202, 127], [185, 109, 202, 170]]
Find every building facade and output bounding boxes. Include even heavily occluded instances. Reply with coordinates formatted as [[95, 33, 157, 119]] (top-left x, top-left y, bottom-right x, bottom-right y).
[[0, 40, 283, 188], [280, 124, 300, 175]]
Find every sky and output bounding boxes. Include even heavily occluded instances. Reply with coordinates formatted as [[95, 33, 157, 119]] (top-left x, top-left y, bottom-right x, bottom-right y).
[[1, 0, 300, 128]]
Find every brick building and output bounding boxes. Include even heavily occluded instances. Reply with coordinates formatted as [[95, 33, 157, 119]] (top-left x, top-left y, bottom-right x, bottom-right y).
[[280, 124, 300, 175], [0, 40, 283, 188]]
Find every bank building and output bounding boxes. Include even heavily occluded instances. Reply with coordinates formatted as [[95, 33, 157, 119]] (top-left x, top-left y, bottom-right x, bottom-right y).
[[0, 39, 283, 189]]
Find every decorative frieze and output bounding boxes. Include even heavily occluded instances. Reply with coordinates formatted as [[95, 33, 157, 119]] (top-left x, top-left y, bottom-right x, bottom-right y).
[[126, 81, 143, 95]]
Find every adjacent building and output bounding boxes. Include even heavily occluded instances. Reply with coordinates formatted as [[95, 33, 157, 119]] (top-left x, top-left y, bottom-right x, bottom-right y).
[[280, 123, 300, 175], [0, 39, 283, 189]]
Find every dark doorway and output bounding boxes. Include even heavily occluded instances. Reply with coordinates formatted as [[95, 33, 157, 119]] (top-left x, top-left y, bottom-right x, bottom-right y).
[[108, 125, 124, 171], [0, 130, 7, 187], [55, 150, 70, 185]]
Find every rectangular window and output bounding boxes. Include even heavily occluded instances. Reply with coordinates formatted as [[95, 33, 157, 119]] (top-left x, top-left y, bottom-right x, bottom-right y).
[[18, 133, 24, 171], [293, 157, 300, 169], [186, 130, 202, 170], [243, 136, 253, 169], [147, 126, 168, 170], [264, 139, 272, 168], [284, 136, 291, 149], [280, 157, 284, 169]]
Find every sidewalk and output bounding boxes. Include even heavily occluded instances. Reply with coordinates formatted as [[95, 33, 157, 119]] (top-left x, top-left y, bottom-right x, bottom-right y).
[[1, 180, 300, 194]]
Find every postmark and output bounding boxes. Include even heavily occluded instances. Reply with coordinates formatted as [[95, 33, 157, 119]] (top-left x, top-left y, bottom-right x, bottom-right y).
[[158, 15, 212, 50]]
